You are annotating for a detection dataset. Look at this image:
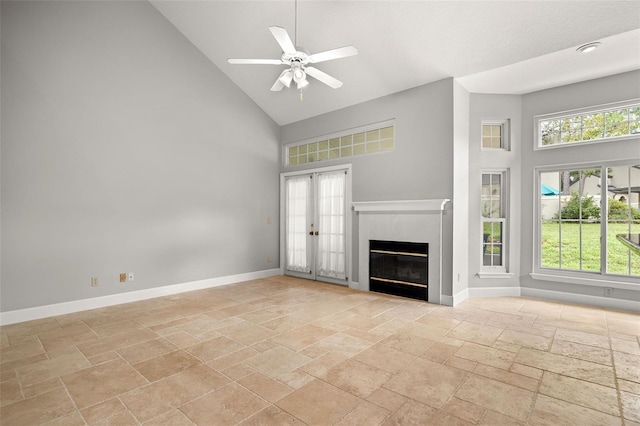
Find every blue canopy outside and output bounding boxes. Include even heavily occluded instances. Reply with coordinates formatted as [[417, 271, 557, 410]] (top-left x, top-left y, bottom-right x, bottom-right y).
[[541, 184, 560, 195]]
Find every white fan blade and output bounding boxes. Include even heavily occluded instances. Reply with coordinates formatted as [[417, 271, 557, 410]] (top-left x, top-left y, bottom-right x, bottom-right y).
[[308, 46, 358, 64], [305, 66, 343, 89], [269, 26, 296, 55], [228, 59, 283, 65], [271, 69, 292, 91]]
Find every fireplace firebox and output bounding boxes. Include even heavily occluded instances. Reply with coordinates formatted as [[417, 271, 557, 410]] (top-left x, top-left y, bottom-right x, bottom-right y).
[[369, 240, 428, 301]]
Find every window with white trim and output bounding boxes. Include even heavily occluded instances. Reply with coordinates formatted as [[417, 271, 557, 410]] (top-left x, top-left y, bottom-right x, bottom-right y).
[[482, 171, 507, 270], [285, 121, 394, 166], [537, 163, 640, 278], [482, 120, 509, 150], [536, 100, 640, 149]]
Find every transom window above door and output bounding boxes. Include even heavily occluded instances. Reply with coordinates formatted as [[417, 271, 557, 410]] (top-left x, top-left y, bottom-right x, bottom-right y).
[[284, 120, 395, 166]]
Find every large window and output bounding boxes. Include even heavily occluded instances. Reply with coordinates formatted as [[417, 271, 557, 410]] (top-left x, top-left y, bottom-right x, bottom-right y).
[[537, 163, 640, 279], [482, 171, 507, 270], [536, 100, 640, 149]]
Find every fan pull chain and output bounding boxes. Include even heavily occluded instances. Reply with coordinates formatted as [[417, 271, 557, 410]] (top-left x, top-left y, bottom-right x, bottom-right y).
[[299, 88, 304, 102]]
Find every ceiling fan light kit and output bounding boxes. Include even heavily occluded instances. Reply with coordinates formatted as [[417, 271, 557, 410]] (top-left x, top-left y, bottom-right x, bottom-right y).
[[293, 69, 309, 89], [227, 1, 358, 97], [277, 69, 293, 89]]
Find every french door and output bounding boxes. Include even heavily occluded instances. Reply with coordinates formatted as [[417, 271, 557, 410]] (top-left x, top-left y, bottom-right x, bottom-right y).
[[281, 166, 350, 285]]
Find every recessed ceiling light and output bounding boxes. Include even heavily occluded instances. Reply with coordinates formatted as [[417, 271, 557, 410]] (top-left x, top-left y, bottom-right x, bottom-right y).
[[576, 42, 601, 53]]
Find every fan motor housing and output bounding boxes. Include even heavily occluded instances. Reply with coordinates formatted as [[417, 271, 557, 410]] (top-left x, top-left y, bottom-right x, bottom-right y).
[[282, 50, 310, 66]]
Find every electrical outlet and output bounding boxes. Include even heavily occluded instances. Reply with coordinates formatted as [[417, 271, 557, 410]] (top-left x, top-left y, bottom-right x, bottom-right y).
[[604, 287, 614, 297], [267, 255, 272, 263], [91, 277, 99, 287], [128, 272, 134, 282], [120, 273, 127, 283]]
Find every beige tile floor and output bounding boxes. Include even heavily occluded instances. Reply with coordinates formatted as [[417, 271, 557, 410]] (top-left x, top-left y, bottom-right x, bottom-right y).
[[1, 275, 639, 425]]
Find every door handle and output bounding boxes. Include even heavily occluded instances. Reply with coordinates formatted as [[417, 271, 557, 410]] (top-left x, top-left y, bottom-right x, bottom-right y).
[[309, 231, 314, 235], [314, 231, 319, 236]]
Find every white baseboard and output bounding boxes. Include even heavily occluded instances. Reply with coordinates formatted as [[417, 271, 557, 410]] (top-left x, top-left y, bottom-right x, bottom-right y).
[[521, 287, 640, 312], [446, 286, 523, 307], [0, 269, 281, 325], [469, 286, 522, 298], [444, 289, 465, 306], [433, 286, 639, 312]]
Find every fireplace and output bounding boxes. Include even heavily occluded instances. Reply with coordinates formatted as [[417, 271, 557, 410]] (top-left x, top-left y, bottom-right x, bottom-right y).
[[352, 199, 449, 305], [369, 240, 428, 301]]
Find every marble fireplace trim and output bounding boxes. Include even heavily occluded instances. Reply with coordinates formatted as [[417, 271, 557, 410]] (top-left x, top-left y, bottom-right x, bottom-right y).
[[352, 199, 450, 305]]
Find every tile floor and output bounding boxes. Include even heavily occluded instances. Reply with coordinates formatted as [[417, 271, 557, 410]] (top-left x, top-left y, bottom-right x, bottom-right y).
[[1, 276, 639, 425]]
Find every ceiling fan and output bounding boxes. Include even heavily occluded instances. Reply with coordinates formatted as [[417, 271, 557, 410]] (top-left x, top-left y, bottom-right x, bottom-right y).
[[227, 2, 357, 93]]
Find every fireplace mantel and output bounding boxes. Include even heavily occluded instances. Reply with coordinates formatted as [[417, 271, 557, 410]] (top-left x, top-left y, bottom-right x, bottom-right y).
[[352, 199, 450, 213]]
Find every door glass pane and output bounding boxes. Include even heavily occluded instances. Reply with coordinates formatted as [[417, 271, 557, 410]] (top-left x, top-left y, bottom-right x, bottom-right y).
[[607, 165, 640, 276], [316, 171, 346, 279], [285, 176, 311, 273]]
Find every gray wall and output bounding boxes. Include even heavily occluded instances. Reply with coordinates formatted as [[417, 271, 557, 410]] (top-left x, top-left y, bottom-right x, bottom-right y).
[[452, 81, 470, 296], [3, 1, 636, 314], [280, 79, 455, 296], [520, 70, 640, 302], [468, 94, 522, 289], [1, 1, 280, 311]]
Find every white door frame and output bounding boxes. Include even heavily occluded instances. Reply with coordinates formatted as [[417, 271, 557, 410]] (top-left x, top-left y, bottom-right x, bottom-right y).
[[280, 164, 353, 286]]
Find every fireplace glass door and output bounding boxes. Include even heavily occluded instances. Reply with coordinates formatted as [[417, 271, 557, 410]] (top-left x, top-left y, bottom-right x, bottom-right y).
[[284, 170, 348, 285], [369, 240, 428, 301]]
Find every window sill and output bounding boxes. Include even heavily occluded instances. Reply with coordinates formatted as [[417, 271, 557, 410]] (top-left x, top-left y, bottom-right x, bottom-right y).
[[481, 148, 510, 152], [530, 272, 640, 291], [476, 272, 513, 279]]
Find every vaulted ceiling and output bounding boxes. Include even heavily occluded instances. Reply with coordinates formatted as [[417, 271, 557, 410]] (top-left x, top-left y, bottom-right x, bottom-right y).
[[150, 1, 640, 125]]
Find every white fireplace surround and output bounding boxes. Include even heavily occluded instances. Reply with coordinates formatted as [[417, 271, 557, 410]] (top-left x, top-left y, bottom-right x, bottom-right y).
[[352, 199, 450, 305]]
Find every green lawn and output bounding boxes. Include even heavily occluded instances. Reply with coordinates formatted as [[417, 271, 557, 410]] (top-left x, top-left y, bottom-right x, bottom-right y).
[[541, 222, 640, 275]]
